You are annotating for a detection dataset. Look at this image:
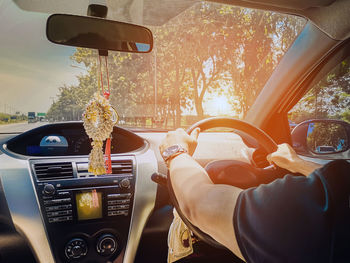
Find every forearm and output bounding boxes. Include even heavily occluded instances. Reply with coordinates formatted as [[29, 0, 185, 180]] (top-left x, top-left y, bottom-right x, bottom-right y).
[[293, 158, 323, 176], [169, 153, 213, 217], [168, 153, 244, 260]]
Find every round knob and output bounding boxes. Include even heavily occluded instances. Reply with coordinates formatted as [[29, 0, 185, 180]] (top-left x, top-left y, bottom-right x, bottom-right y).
[[65, 238, 88, 259], [43, 184, 55, 195], [96, 234, 117, 256], [71, 245, 83, 257], [120, 178, 130, 189]]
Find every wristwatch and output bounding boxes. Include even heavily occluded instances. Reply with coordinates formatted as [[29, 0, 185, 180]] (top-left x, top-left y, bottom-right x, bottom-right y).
[[161, 144, 188, 165]]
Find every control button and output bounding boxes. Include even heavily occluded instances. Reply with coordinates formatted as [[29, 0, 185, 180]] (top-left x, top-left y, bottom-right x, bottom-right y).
[[108, 206, 117, 211], [57, 191, 71, 197], [108, 211, 116, 216], [108, 199, 131, 205], [61, 204, 72, 210], [59, 198, 72, 203], [58, 215, 72, 222], [47, 210, 72, 217], [108, 210, 128, 216], [108, 204, 129, 211], [116, 204, 129, 210], [96, 234, 118, 256], [44, 198, 71, 205], [48, 217, 59, 223], [120, 193, 132, 198], [46, 206, 58, 212], [120, 178, 130, 189], [48, 216, 72, 223], [107, 194, 121, 199], [107, 193, 132, 199], [65, 238, 88, 259], [116, 199, 130, 204], [43, 184, 55, 196], [43, 200, 53, 205], [45, 204, 72, 212], [72, 246, 83, 258], [109, 205, 130, 210], [47, 211, 55, 217], [116, 210, 128, 216]]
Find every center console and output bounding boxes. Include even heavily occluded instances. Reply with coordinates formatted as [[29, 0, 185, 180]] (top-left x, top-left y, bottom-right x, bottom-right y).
[[30, 157, 135, 263]]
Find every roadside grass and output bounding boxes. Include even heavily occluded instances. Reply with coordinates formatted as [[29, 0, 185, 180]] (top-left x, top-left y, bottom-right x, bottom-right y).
[[0, 113, 27, 125], [0, 120, 26, 125]]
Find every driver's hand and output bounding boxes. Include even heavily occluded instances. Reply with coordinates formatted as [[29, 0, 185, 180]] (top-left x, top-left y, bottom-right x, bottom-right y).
[[266, 143, 302, 173], [159, 128, 200, 156]]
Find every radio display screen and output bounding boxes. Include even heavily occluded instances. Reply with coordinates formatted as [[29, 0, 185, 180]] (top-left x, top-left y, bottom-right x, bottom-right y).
[[76, 190, 103, 221]]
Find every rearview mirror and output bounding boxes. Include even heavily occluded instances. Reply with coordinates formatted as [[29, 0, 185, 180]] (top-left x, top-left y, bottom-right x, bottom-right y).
[[292, 119, 350, 158], [46, 14, 153, 53]]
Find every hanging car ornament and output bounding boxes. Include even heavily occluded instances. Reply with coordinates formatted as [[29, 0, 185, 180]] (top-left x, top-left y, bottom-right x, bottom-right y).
[[82, 55, 118, 175]]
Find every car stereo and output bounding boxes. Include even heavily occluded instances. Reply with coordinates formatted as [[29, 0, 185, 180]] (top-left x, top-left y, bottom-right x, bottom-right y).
[[31, 158, 135, 263], [38, 182, 132, 224]]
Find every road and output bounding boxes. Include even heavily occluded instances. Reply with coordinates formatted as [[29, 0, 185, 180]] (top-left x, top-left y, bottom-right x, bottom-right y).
[[0, 122, 47, 133]]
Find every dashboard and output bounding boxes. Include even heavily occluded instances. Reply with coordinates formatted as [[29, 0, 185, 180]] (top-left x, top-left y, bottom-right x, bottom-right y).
[[5, 122, 145, 156], [0, 122, 158, 263], [0, 122, 255, 263]]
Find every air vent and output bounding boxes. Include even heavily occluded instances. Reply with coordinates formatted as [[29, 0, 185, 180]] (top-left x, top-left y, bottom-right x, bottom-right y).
[[34, 162, 74, 181], [111, 160, 133, 175]]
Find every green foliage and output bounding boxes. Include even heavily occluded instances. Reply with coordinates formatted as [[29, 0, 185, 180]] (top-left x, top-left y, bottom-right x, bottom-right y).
[[341, 110, 350, 123], [0, 112, 26, 124], [307, 122, 348, 152], [47, 85, 86, 121], [47, 2, 306, 128], [290, 57, 350, 124]]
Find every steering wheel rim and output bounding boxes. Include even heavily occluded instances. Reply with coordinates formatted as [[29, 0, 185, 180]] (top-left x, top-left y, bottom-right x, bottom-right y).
[[167, 117, 279, 249], [187, 117, 278, 153]]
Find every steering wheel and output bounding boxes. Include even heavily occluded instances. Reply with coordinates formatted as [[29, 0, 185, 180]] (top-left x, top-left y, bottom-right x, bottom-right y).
[[167, 117, 287, 249]]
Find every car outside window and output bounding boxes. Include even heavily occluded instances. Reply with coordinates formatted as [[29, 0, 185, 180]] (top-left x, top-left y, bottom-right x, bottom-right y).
[[289, 56, 350, 124], [289, 55, 350, 159], [0, 0, 305, 132]]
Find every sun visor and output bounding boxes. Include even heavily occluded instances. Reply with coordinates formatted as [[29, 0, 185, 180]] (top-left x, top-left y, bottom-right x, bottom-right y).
[[233, 0, 335, 10], [13, 0, 198, 26]]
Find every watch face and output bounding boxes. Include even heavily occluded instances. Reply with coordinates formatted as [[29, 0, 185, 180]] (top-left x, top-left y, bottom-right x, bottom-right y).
[[162, 145, 180, 159]]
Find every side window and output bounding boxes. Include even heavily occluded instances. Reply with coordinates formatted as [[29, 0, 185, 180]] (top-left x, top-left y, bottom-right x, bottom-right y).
[[288, 56, 350, 159]]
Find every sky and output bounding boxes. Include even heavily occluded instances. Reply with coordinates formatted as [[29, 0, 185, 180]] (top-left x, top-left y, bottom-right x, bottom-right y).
[[0, 0, 237, 118], [0, 0, 292, 119], [0, 0, 84, 114]]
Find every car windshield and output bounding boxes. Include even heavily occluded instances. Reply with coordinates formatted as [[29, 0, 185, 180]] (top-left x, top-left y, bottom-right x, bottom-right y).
[[0, 0, 306, 133]]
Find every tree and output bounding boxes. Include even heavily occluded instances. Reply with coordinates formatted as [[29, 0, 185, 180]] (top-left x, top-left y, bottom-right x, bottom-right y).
[[307, 122, 348, 152], [222, 8, 305, 117], [47, 2, 307, 127], [47, 85, 84, 121], [290, 57, 350, 123]]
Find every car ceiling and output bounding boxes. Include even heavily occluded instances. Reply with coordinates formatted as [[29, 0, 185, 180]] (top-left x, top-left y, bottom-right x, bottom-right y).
[[13, 0, 350, 40], [13, 0, 199, 26]]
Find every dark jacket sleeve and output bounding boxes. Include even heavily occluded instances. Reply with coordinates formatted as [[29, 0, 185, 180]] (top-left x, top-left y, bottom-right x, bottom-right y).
[[233, 160, 350, 263]]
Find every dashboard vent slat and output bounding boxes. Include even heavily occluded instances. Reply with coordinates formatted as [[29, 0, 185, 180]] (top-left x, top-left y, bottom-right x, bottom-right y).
[[111, 160, 133, 175], [76, 160, 133, 177], [34, 162, 74, 181]]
